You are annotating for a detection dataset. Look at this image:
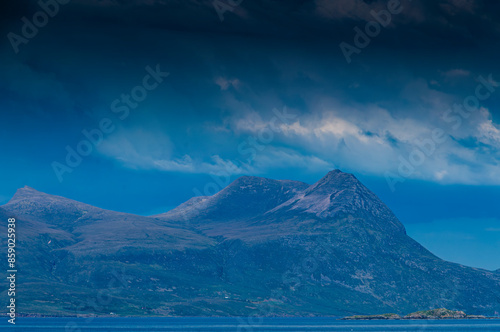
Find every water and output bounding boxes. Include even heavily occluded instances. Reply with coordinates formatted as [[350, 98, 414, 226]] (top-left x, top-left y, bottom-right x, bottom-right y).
[[1, 317, 499, 331]]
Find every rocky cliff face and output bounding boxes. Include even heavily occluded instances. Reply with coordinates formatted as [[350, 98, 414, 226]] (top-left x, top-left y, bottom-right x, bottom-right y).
[[1, 170, 499, 317]]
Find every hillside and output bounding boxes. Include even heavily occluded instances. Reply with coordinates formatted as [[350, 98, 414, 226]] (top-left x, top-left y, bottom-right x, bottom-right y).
[[1, 171, 499, 317]]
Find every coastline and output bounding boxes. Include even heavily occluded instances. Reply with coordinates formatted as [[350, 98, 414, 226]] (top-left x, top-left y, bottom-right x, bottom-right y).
[[341, 308, 500, 320]]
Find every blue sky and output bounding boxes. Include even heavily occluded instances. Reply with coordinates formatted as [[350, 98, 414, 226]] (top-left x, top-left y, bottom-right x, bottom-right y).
[[0, 0, 499, 270]]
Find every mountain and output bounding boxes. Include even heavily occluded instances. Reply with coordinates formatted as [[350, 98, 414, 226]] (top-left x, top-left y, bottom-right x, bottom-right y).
[[4, 186, 211, 253], [154, 170, 405, 240], [268, 170, 405, 234], [1, 187, 215, 316], [1, 171, 499, 317], [154, 176, 309, 224]]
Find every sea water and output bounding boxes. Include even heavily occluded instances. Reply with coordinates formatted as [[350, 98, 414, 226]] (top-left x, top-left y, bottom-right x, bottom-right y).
[[1, 317, 499, 331]]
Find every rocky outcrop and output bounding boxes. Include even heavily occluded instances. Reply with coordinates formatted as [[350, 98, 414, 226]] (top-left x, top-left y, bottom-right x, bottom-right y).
[[404, 308, 466, 319], [343, 308, 489, 320]]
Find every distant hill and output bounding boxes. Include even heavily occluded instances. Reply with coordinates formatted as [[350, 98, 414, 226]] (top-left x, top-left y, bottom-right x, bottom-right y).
[[2, 171, 499, 317]]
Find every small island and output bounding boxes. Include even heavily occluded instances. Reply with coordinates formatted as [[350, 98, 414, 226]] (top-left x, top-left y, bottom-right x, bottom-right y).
[[342, 308, 493, 320]]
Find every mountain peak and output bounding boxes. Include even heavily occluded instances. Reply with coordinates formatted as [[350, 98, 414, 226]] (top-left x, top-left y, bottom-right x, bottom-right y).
[[3, 186, 100, 226], [155, 176, 309, 222], [303, 169, 359, 196], [324, 169, 356, 179], [322, 169, 357, 181], [223, 175, 274, 189], [266, 170, 406, 234], [18, 185, 38, 192], [219, 175, 307, 195], [9, 186, 45, 203]]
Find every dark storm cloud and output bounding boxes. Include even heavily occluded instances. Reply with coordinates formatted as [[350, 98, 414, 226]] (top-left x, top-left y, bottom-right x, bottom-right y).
[[2, 0, 500, 186], [51, 0, 500, 46], [4, 0, 500, 51]]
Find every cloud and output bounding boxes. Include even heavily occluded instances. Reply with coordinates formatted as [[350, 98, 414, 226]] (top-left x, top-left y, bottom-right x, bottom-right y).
[[476, 110, 500, 145], [280, 116, 373, 144], [314, 0, 426, 24], [0, 60, 75, 116], [442, 69, 471, 78], [251, 147, 335, 174], [153, 155, 252, 175], [314, 0, 374, 21], [215, 77, 241, 91], [440, 0, 477, 16], [211, 78, 500, 186], [97, 127, 174, 168], [72, 0, 171, 7], [94, 114, 335, 176], [4, 0, 500, 188], [96, 126, 253, 175]]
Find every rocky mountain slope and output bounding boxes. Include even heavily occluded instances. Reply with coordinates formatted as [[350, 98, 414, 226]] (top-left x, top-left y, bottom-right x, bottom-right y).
[[1, 171, 499, 317]]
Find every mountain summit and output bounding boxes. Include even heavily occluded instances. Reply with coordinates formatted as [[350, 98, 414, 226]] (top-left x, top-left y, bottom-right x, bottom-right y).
[[1, 170, 499, 317], [154, 176, 308, 223], [268, 170, 406, 234], [156, 169, 405, 237]]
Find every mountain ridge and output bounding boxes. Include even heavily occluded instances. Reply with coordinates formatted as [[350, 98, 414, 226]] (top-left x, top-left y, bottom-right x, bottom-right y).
[[152, 170, 406, 240], [154, 175, 309, 224], [1, 169, 499, 317]]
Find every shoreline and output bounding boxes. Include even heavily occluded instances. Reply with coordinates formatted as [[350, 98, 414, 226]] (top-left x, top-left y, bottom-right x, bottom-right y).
[[341, 308, 500, 321], [14, 314, 500, 320]]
